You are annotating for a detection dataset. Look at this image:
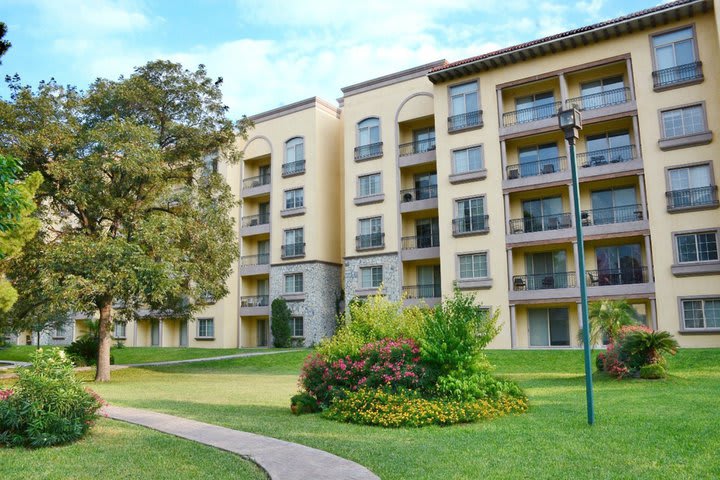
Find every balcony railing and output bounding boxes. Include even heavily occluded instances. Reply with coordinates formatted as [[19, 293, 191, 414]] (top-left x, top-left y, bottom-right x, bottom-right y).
[[577, 145, 636, 168], [401, 234, 440, 250], [241, 213, 270, 228], [281, 243, 305, 258], [242, 174, 271, 189], [356, 233, 384, 250], [399, 137, 436, 156], [506, 156, 567, 179], [282, 160, 305, 176], [452, 215, 489, 235], [502, 101, 561, 127], [403, 284, 442, 299], [581, 204, 642, 226], [240, 295, 269, 308], [666, 186, 719, 210], [565, 87, 630, 111], [586, 267, 648, 286], [400, 185, 438, 203], [509, 212, 572, 234], [512, 272, 576, 291], [448, 110, 482, 132], [354, 142, 383, 160], [240, 254, 270, 266], [652, 62, 703, 89]]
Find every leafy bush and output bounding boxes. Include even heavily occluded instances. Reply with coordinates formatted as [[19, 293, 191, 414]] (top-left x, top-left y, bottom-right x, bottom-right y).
[[65, 336, 115, 367], [639, 363, 667, 379], [601, 326, 678, 379], [290, 392, 321, 415], [326, 388, 528, 428], [596, 352, 606, 372], [271, 298, 292, 348], [580, 300, 640, 346], [0, 348, 104, 447]]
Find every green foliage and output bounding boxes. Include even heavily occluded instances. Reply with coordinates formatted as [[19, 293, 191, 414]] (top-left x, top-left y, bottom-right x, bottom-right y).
[[0, 348, 103, 447], [621, 329, 679, 368], [0, 22, 9, 64], [639, 363, 667, 379], [581, 299, 639, 347], [270, 298, 292, 348], [290, 392, 321, 415], [66, 336, 115, 367]]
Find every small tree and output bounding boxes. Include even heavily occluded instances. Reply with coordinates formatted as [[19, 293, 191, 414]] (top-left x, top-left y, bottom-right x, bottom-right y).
[[580, 299, 639, 347], [271, 298, 292, 348]]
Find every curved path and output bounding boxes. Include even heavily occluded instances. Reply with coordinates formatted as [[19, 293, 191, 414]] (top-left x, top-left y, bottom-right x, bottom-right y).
[[105, 405, 379, 480]]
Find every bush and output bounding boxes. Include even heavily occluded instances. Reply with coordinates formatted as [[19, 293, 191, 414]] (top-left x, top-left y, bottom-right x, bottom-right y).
[[325, 388, 528, 428], [596, 352, 606, 372], [639, 363, 667, 379], [601, 326, 678, 379], [290, 392, 321, 415], [271, 298, 292, 348], [65, 336, 115, 367], [0, 348, 104, 447]]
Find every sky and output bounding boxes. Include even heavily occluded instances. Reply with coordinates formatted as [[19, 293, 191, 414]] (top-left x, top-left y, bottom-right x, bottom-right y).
[[0, 0, 669, 119]]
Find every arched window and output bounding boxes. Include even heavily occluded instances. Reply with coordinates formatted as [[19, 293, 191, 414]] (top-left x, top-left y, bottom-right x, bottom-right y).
[[357, 118, 380, 146], [285, 137, 304, 164]]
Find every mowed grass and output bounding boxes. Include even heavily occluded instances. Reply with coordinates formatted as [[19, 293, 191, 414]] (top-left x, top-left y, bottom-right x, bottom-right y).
[[79, 348, 720, 480], [1, 418, 267, 480]]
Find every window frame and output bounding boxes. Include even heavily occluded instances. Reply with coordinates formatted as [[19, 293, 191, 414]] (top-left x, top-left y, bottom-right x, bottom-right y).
[[357, 172, 382, 198], [452, 144, 484, 175], [457, 251, 490, 280], [664, 160, 717, 212], [284, 272, 304, 294], [360, 265, 383, 289], [357, 215, 384, 250], [284, 187, 304, 210], [448, 80, 480, 116], [197, 318, 215, 339], [678, 296, 720, 332], [113, 321, 127, 339], [356, 117, 381, 147], [284, 136, 305, 164], [290, 316, 304, 337], [671, 228, 720, 277], [649, 24, 702, 91], [657, 102, 712, 150]]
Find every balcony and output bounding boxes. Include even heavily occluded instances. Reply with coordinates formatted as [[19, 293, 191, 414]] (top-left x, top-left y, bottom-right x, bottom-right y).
[[507, 212, 572, 245], [240, 213, 270, 236], [356, 233, 384, 251], [400, 185, 438, 213], [281, 243, 305, 259], [238, 254, 270, 276], [652, 62, 703, 90], [666, 186, 719, 212], [586, 266, 654, 297], [400, 234, 440, 261], [448, 110, 482, 133], [580, 204, 648, 237], [504, 156, 569, 189], [564, 87, 634, 121], [402, 284, 442, 307], [241, 174, 271, 198], [398, 138, 436, 168], [452, 215, 489, 237], [354, 142, 383, 161], [281, 160, 305, 177], [239, 295, 270, 316], [501, 102, 561, 138], [509, 272, 579, 302]]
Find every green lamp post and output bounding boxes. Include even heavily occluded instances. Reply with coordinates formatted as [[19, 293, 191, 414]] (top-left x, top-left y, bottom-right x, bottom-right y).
[[558, 107, 595, 426]]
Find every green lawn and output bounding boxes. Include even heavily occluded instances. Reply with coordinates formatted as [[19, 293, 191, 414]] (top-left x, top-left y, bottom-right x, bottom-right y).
[[1, 418, 266, 480], [70, 348, 720, 480]]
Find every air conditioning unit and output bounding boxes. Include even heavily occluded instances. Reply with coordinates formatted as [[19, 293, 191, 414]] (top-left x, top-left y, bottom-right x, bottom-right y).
[[403, 192, 414, 202], [508, 168, 520, 179]]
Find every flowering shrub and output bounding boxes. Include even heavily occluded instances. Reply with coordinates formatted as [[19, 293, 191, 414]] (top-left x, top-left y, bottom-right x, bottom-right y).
[[326, 388, 528, 428], [600, 325, 678, 379], [0, 388, 13, 401]]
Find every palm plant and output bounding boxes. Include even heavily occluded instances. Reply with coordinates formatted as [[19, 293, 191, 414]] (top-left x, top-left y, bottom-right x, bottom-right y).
[[622, 330, 679, 367], [578, 299, 639, 347]]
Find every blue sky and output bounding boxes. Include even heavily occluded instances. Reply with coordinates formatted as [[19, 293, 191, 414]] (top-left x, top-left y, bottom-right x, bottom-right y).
[[0, 0, 667, 119]]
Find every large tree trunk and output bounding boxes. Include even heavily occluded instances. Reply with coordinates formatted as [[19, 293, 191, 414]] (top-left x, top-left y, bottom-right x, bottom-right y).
[[95, 298, 113, 382]]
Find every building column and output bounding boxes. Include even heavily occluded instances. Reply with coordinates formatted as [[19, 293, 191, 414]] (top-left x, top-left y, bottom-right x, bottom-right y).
[[638, 173, 648, 220], [572, 241, 582, 288], [507, 248, 514, 290], [133, 320, 138, 347], [504, 193, 511, 235], [496, 89, 504, 127], [159, 319, 164, 347], [500, 140, 508, 178], [632, 115, 642, 156], [577, 302, 584, 328], [559, 73, 569, 104], [567, 183, 577, 226], [650, 298, 658, 330], [644, 234, 654, 282], [510, 304, 517, 349], [625, 57, 636, 102]]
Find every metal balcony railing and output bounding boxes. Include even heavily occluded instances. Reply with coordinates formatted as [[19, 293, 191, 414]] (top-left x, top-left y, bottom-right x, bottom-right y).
[[354, 142, 383, 160], [401, 234, 440, 250], [666, 186, 719, 210], [512, 272, 576, 291], [242, 174, 271, 189], [577, 145, 636, 168], [586, 267, 648, 286], [502, 101, 561, 127], [240, 254, 270, 266], [403, 284, 442, 299], [506, 156, 567, 179], [240, 295, 269, 308], [399, 137, 436, 156], [652, 62, 703, 89], [581, 204, 643, 226], [241, 213, 270, 228], [356, 233, 384, 250], [509, 212, 572, 234], [452, 215, 489, 235], [281, 243, 305, 258], [282, 160, 305, 176], [448, 110, 482, 132], [565, 87, 630, 111], [400, 185, 438, 203]]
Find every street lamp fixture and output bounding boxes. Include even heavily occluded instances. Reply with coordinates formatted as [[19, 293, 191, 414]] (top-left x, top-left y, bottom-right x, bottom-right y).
[[558, 106, 595, 426]]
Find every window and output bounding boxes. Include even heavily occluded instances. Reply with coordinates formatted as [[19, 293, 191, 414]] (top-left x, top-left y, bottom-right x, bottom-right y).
[[413, 172, 437, 200], [285, 273, 303, 293], [413, 127, 436, 152], [358, 217, 383, 248], [516, 143, 560, 177], [453, 146, 483, 174], [520, 196, 565, 233], [677, 232, 718, 263], [290, 317, 304, 337], [579, 76, 626, 109], [197, 318, 214, 338], [593, 243, 645, 286], [652, 27, 701, 87], [415, 217, 439, 248], [589, 187, 638, 225], [584, 131, 633, 166], [113, 321, 127, 339], [661, 105, 706, 138], [453, 197, 486, 234], [283, 137, 305, 175], [358, 174, 381, 197], [449, 82, 480, 130], [458, 252, 488, 279], [515, 91, 555, 123], [283, 228, 304, 257], [360, 266, 383, 288], [682, 298, 720, 330], [667, 164, 715, 209], [524, 251, 569, 290], [284, 188, 304, 210], [358, 118, 380, 146], [528, 308, 570, 347]]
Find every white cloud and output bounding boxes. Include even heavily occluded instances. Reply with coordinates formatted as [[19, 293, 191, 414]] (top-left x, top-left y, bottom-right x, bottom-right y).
[[30, 0, 152, 35]]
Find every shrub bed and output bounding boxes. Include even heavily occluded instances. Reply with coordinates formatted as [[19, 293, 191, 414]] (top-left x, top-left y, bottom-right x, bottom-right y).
[[598, 325, 679, 379]]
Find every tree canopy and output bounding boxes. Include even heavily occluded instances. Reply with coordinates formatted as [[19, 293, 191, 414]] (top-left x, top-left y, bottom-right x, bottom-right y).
[[0, 22, 10, 64]]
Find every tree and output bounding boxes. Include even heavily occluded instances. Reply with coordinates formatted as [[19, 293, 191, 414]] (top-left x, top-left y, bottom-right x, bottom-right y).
[[271, 298, 292, 348], [0, 22, 10, 64], [0, 61, 249, 381], [579, 299, 639, 347]]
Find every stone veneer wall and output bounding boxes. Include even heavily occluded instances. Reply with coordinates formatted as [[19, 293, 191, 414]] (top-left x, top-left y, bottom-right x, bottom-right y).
[[344, 253, 402, 303], [269, 262, 342, 347]]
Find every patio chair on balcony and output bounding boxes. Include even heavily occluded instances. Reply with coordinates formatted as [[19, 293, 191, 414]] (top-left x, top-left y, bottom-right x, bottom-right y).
[[508, 168, 520, 179], [541, 164, 555, 174], [541, 276, 555, 289], [513, 277, 526, 290], [588, 272, 599, 286], [403, 192, 414, 202]]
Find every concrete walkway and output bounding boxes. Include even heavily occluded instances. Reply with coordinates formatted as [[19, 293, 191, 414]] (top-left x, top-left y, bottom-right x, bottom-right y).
[[105, 405, 379, 480]]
